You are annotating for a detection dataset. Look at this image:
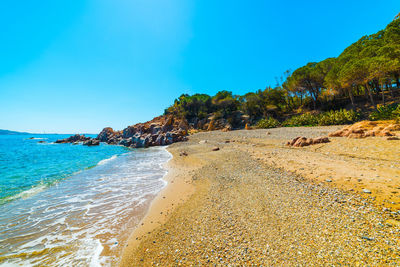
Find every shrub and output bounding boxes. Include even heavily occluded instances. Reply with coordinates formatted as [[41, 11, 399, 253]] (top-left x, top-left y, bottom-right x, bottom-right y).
[[283, 109, 359, 127], [369, 103, 400, 121], [393, 105, 400, 122], [256, 117, 280, 128], [318, 109, 359, 125], [282, 113, 319, 127]]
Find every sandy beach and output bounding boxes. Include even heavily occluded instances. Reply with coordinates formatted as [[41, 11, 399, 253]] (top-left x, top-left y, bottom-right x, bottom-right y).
[[120, 126, 400, 266]]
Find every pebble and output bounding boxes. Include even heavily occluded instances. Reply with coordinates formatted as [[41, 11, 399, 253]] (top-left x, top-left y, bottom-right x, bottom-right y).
[[361, 236, 374, 241], [362, 189, 372, 194]]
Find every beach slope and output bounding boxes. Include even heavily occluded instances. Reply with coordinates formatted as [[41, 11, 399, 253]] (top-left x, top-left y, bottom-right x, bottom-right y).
[[121, 127, 400, 266]]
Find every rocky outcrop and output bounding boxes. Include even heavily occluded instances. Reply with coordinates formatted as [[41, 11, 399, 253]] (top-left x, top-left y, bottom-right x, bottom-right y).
[[55, 134, 91, 144], [56, 112, 241, 149], [190, 111, 245, 131], [329, 121, 400, 139], [287, 136, 330, 147], [93, 115, 189, 149]]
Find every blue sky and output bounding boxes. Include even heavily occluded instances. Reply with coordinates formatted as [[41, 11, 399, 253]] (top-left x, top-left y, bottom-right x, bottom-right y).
[[0, 0, 398, 133]]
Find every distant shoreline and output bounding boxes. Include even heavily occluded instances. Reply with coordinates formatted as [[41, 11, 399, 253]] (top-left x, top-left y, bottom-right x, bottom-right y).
[[0, 130, 97, 135]]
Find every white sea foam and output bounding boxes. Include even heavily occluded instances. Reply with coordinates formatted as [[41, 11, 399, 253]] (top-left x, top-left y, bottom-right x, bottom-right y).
[[97, 155, 118, 166], [0, 184, 48, 204], [0, 147, 172, 266], [89, 239, 104, 267]]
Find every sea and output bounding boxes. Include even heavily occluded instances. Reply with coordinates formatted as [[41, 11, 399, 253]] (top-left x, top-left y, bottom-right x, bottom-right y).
[[0, 134, 171, 266]]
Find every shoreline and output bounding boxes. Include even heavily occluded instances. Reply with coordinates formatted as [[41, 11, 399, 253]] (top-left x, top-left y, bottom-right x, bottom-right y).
[[119, 145, 199, 266], [119, 127, 400, 265]]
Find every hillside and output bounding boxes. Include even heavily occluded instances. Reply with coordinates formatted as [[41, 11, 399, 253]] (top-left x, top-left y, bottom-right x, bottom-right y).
[[0, 129, 30, 135], [162, 14, 400, 130]]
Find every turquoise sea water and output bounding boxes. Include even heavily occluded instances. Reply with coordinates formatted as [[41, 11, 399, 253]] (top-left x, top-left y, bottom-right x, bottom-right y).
[[0, 134, 171, 266], [0, 135, 128, 203]]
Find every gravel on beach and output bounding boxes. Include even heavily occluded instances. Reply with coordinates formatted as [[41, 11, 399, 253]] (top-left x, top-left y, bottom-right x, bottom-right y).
[[124, 128, 400, 266]]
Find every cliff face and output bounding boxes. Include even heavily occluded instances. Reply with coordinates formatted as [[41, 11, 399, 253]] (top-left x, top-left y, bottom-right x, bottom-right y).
[[96, 115, 188, 148]]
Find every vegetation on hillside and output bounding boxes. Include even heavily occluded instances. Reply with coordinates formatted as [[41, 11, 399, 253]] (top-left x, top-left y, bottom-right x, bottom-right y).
[[165, 14, 400, 129]]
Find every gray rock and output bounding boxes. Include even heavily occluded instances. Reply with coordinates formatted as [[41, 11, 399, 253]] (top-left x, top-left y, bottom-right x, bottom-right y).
[[83, 139, 100, 146], [119, 138, 132, 147], [122, 126, 136, 138], [97, 127, 115, 142]]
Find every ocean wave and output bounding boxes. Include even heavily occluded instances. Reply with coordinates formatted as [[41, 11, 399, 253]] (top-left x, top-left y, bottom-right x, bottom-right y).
[[0, 154, 125, 206], [97, 155, 118, 166], [0, 146, 171, 266], [0, 184, 49, 205]]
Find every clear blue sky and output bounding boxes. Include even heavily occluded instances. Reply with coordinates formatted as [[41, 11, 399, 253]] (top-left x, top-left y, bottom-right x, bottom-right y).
[[0, 0, 398, 133]]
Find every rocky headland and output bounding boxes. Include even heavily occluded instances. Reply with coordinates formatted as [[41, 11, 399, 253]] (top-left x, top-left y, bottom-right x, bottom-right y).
[[55, 114, 239, 148], [55, 115, 193, 148]]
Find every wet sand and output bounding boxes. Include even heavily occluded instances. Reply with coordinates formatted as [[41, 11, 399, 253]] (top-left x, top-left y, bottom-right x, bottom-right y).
[[120, 127, 400, 266]]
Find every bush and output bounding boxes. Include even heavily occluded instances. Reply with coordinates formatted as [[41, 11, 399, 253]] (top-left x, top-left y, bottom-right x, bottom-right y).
[[318, 109, 359, 125], [282, 113, 319, 127], [256, 117, 280, 128], [393, 105, 400, 122], [369, 103, 400, 121], [283, 109, 359, 127]]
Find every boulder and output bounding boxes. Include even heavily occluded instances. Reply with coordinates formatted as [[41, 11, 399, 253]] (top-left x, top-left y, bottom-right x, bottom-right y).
[[165, 132, 174, 144], [178, 119, 189, 131], [83, 139, 100, 146], [119, 138, 132, 147], [132, 133, 141, 144], [311, 136, 330, 145], [97, 127, 115, 142], [107, 137, 119, 145], [196, 119, 207, 129], [155, 134, 166, 146], [162, 116, 174, 132], [55, 134, 90, 144], [207, 120, 215, 131], [221, 123, 232, 132], [123, 126, 136, 138], [150, 124, 162, 135], [287, 136, 330, 147], [288, 136, 301, 146], [293, 137, 309, 147]]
